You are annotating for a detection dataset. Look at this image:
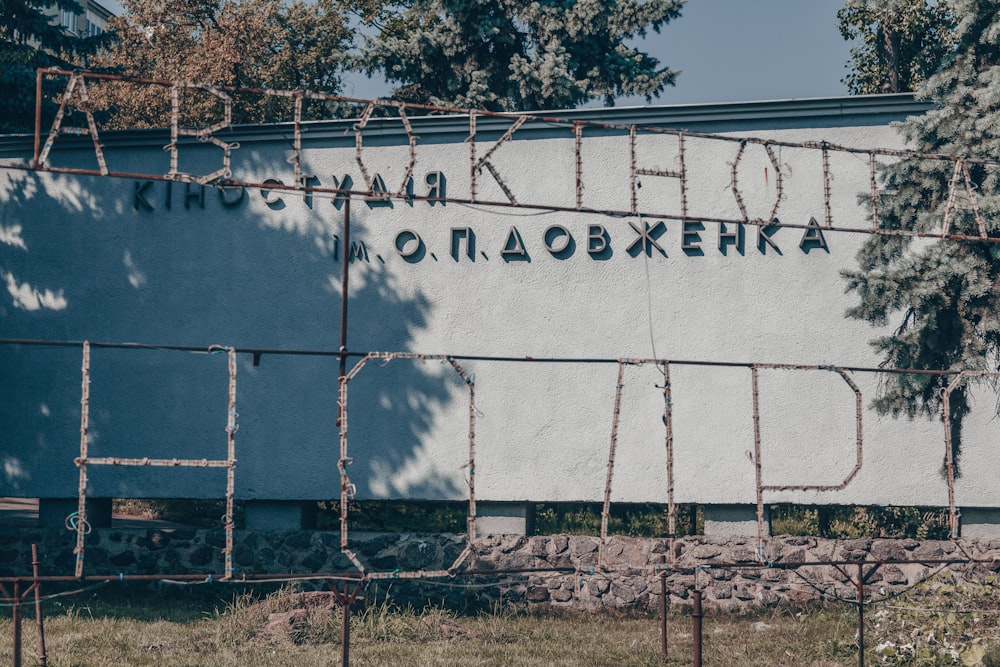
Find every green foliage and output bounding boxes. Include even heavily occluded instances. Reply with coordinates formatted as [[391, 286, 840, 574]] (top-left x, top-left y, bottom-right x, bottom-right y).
[[353, 593, 459, 643], [113, 497, 245, 528], [771, 505, 950, 539], [91, 0, 353, 127], [534, 502, 700, 537], [122, 497, 955, 540], [842, 0, 1000, 474], [0, 0, 110, 132], [837, 0, 958, 94], [349, 0, 684, 111], [870, 573, 1000, 665], [316, 499, 468, 532]]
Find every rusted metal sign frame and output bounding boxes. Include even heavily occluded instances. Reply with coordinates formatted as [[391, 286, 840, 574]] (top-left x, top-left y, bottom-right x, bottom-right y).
[[599, 360, 679, 568], [1, 544, 48, 667], [72, 342, 238, 580], [600, 361, 865, 567], [14, 68, 1000, 245], [2, 337, 993, 581], [338, 352, 477, 580], [751, 364, 865, 554]]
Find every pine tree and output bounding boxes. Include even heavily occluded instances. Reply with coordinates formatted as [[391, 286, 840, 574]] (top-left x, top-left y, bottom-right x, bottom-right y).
[[837, 0, 957, 94], [842, 0, 1000, 473], [0, 0, 108, 133], [350, 0, 683, 112]]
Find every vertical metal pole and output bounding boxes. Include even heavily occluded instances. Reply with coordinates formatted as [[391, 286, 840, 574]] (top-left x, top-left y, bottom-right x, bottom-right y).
[[339, 197, 350, 380], [751, 365, 767, 550], [12, 580, 21, 667], [330, 581, 362, 667], [857, 563, 865, 667], [223, 349, 237, 581], [32, 546, 47, 667], [341, 591, 351, 667], [34, 70, 43, 167], [75, 341, 91, 579], [600, 361, 627, 565], [662, 362, 675, 553], [338, 198, 351, 553], [659, 554, 668, 658], [692, 588, 703, 667], [464, 368, 477, 539]]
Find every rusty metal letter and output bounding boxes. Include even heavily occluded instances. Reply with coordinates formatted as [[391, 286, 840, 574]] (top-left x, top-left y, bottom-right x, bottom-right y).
[[167, 83, 238, 184], [469, 115, 526, 204], [630, 126, 687, 217]]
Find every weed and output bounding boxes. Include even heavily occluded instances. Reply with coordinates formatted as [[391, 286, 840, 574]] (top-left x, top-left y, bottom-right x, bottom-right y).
[[868, 572, 1000, 665], [2, 583, 996, 666]]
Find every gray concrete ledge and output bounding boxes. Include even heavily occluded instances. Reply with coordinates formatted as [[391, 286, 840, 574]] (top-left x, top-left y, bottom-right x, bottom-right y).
[[702, 504, 769, 538], [244, 500, 317, 531], [961, 508, 1000, 539], [475, 502, 535, 537]]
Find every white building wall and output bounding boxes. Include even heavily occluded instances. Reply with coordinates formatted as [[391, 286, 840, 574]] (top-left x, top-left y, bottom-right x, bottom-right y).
[[0, 96, 994, 510]]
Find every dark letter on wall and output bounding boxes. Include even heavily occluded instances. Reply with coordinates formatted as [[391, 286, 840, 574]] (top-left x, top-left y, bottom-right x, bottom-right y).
[[501, 227, 530, 262], [718, 222, 744, 256], [395, 230, 426, 263], [799, 216, 830, 253], [426, 172, 446, 205], [544, 226, 575, 259], [681, 221, 704, 256], [757, 220, 782, 255], [133, 181, 154, 211], [451, 227, 476, 262], [588, 225, 612, 260], [331, 174, 353, 211]]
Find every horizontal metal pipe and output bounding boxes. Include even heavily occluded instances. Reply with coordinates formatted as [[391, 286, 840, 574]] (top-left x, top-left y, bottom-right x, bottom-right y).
[[0, 338, 971, 376], [4, 160, 999, 246], [0, 557, 992, 586], [78, 457, 231, 468]]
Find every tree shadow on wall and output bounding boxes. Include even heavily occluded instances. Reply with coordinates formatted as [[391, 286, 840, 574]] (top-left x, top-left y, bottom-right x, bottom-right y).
[[0, 154, 461, 504]]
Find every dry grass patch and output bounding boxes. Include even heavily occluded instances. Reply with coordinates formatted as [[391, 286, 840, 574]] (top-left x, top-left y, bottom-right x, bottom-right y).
[[3, 581, 996, 666]]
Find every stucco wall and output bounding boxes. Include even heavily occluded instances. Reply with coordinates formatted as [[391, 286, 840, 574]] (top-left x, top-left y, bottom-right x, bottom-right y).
[[1, 96, 996, 508]]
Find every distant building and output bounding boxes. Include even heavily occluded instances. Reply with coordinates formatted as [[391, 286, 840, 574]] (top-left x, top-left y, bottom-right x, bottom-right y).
[[56, 1, 118, 39]]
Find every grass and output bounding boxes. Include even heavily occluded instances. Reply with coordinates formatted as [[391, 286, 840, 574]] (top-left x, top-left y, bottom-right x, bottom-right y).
[[0, 582, 928, 666]]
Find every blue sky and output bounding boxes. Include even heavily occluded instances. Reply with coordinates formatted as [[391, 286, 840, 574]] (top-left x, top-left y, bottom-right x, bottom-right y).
[[635, 0, 853, 105], [342, 0, 855, 107]]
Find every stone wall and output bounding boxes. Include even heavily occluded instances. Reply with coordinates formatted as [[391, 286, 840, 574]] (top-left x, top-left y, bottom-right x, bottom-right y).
[[3, 528, 999, 612]]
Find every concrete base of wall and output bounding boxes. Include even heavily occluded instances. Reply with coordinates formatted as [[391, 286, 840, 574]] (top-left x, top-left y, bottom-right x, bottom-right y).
[[244, 501, 317, 531], [4, 529, 998, 612], [38, 498, 112, 529], [475, 502, 535, 536], [961, 508, 1000, 539], [702, 504, 769, 537]]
